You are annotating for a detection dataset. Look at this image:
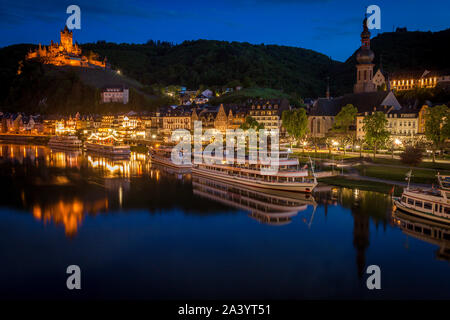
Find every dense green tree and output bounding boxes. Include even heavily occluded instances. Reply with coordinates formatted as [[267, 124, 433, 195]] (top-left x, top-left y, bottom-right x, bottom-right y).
[[282, 108, 308, 149], [363, 111, 390, 158], [424, 104, 449, 162], [330, 104, 357, 155]]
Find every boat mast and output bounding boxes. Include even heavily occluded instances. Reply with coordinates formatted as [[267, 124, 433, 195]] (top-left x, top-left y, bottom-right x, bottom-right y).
[[309, 156, 317, 184], [406, 170, 412, 190]]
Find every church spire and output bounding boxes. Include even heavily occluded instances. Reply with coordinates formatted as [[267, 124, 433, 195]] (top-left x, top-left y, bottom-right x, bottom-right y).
[[354, 12, 376, 94], [361, 15, 371, 50]]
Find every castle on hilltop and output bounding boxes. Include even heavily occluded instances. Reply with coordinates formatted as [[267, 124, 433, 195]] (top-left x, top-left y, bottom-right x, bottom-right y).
[[25, 26, 107, 69]]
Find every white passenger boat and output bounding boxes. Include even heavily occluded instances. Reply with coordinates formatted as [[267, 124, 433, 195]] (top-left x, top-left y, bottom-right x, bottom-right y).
[[84, 141, 131, 157], [149, 145, 192, 170], [48, 135, 82, 150], [84, 132, 131, 157], [393, 174, 450, 224], [192, 151, 317, 193]]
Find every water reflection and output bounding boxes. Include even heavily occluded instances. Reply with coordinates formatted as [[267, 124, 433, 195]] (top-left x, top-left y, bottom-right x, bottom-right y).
[[314, 187, 393, 277], [192, 174, 316, 226], [393, 210, 450, 262], [32, 197, 108, 237], [1, 143, 449, 299], [0, 144, 150, 236]]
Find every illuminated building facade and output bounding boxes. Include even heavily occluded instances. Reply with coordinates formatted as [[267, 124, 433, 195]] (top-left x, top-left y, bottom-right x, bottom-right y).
[[25, 26, 106, 68], [101, 86, 129, 104], [390, 70, 450, 91]]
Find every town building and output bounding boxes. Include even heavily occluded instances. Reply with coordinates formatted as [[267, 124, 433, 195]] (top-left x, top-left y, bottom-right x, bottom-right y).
[[390, 70, 450, 91], [161, 107, 192, 135], [194, 94, 210, 105], [372, 68, 386, 89], [309, 91, 403, 139], [101, 86, 129, 104], [248, 99, 290, 131]]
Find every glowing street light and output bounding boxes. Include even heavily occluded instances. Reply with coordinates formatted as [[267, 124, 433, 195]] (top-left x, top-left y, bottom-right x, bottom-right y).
[[392, 138, 402, 158]]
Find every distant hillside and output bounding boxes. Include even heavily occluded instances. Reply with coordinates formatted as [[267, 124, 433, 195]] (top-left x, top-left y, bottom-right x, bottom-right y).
[[1, 58, 172, 114], [81, 40, 337, 98], [2, 28, 450, 113], [332, 28, 450, 96], [209, 87, 294, 105]]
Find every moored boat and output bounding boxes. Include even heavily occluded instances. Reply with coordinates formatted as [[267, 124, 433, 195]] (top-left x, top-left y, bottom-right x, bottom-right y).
[[84, 141, 130, 157], [48, 135, 82, 150], [149, 145, 192, 170], [393, 174, 450, 224], [192, 150, 317, 193], [84, 132, 131, 157]]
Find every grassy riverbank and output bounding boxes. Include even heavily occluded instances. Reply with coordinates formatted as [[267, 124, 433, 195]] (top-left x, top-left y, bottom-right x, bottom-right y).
[[354, 165, 449, 184], [318, 176, 402, 196]]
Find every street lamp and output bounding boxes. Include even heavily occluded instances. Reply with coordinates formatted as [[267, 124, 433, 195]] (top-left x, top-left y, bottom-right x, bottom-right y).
[[392, 138, 402, 159]]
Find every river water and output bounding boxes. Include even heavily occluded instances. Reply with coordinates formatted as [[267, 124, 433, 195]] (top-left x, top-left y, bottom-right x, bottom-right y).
[[0, 143, 448, 299]]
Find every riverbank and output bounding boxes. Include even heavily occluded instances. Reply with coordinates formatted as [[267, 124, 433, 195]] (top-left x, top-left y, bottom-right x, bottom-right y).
[[318, 176, 403, 196], [0, 134, 50, 145]]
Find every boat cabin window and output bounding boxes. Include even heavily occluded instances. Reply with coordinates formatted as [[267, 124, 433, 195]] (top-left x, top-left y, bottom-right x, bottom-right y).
[[407, 198, 414, 205], [424, 202, 432, 210], [401, 196, 406, 202], [415, 200, 423, 207], [445, 207, 450, 214]]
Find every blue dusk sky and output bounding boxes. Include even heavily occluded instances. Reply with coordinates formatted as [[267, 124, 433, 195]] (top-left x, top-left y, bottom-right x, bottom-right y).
[[0, 0, 449, 61]]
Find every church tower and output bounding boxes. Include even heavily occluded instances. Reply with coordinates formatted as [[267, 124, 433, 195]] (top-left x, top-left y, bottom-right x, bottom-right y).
[[353, 15, 377, 94], [60, 25, 73, 51]]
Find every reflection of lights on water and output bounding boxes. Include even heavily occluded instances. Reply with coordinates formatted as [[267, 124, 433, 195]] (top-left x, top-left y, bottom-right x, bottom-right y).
[[119, 186, 123, 208], [31, 197, 108, 237], [353, 189, 359, 199]]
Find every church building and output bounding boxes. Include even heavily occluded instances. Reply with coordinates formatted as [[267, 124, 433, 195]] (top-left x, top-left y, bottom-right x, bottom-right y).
[[308, 13, 408, 140]]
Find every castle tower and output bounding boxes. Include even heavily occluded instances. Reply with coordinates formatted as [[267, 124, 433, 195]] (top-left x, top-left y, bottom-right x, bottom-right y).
[[60, 25, 73, 51], [353, 15, 377, 94]]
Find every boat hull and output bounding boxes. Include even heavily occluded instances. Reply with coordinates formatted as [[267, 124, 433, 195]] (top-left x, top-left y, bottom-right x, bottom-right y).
[[150, 155, 192, 170], [192, 167, 317, 193], [48, 137, 82, 150], [394, 200, 450, 225], [84, 142, 130, 157]]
